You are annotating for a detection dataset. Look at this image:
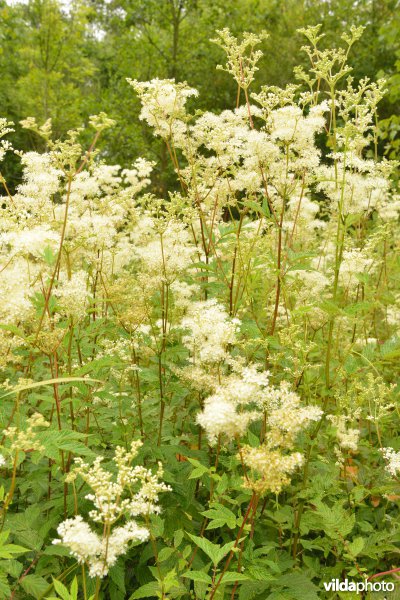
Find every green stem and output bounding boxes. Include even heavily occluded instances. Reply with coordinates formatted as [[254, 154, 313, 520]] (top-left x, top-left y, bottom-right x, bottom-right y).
[[94, 576, 101, 600]]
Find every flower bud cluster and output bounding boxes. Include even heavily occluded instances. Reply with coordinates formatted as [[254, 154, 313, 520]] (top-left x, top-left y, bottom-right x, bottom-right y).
[[3, 412, 50, 453]]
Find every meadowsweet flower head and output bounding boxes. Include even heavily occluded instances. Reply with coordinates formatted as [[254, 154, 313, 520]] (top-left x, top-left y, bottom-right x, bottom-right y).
[[128, 78, 197, 141], [0, 118, 14, 162], [212, 29, 268, 89], [240, 445, 304, 495], [70, 441, 171, 524], [54, 442, 169, 577], [196, 362, 270, 443], [197, 398, 260, 446], [13, 152, 62, 219], [54, 270, 92, 322], [328, 415, 360, 452], [236, 385, 321, 495], [53, 516, 149, 578], [134, 219, 196, 282], [265, 382, 323, 448], [53, 516, 102, 565], [338, 249, 375, 288], [3, 412, 50, 453], [1, 225, 60, 259], [381, 447, 400, 477], [181, 299, 240, 364], [0, 258, 36, 325], [122, 158, 155, 196]]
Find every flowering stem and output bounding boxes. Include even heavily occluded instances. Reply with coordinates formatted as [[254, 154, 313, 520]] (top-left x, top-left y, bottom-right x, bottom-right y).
[[325, 146, 347, 390], [132, 348, 144, 439], [229, 211, 245, 316], [157, 257, 169, 446], [157, 353, 165, 447], [94, 576, 101, 600], [269, 208, 284, 338], [145, 515, 166, 599], [33, 173, 73, 345], [291, 405, 328, 561], [231, 495, 260, 598], [209, 434, 221, 504], [75, 131, 100, 175], [368, 567, 400, 581], [236, 439, 249, 482], [208, 492, 256, 600], [0, 449, 19, 531], [9, 555, 39, 600], [81, 565, 87, 600]]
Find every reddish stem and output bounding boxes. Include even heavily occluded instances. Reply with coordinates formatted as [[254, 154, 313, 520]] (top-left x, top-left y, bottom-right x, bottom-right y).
[[368, 567, 400, 581]]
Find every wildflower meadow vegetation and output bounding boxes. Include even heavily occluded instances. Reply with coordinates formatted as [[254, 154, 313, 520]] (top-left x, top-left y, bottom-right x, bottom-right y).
[[0, 14, 400, 600]]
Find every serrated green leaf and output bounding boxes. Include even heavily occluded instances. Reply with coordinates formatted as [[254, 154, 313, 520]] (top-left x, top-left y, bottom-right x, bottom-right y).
[[37, 430, 95, 460], [173, 530, 184, 548], [0, 573, 11, 600], [188, 466, 209, 479], [276, 572, 319, 600], [53, 579, 71, 600], [0, 543, 29, 558], [220, 572, 250, 583], [182, 570, 212, 584], [20, 574, 49, 599], [70, 578, 78, 600], [129, 581, 159, 599], [314, 501, 355, 539], [238, 581, 269, 600], [158, 547, 175, 562], [186, 534, 235, 566], [109, 563, 125, 594], [346, 537, 365, 557]]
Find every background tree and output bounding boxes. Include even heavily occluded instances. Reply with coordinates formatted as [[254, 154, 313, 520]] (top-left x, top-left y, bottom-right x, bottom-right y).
[[1, 0, 399, 188]]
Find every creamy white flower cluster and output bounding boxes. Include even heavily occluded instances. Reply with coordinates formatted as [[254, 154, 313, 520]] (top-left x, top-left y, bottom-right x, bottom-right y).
[[127, 78, 198, 140], [54, 441, 170, 577], [339, 249, 375, 288], [197, 362, 322, 453], [0, 225, 60, 259], [328, 415, 360, 452], [0, 258, 35, 326], [128, 73, 399, 318], [3, 412, 50, 453], [264, 381, 323, 447], [0, 127, 155, 353], [0, 118, 14, 162], [196, 363, 270, 445], [181, 299, 241, 365], [237, 381, 322, 496], [133, 218, 197, 283], [54, 516, 149, 578], [10, 152, 62, 225], [283, 195, 326, 235], [130, 75, 330, 213], [194, 361, 322, 495], [68, 441, 171, 524], [54, 270, 92, 322], [241, 446, 304, 495], [381, 447, 400, 477]]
